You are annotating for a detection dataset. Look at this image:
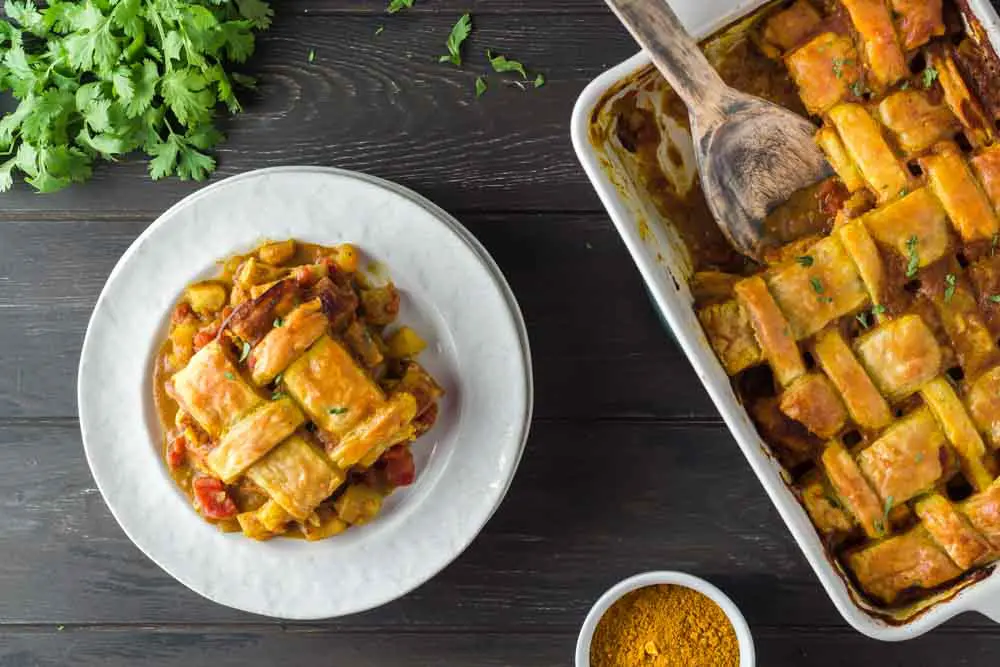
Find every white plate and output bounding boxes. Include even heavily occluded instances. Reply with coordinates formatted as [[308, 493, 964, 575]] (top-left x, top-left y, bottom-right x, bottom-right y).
[[77, 166, 533, 620]]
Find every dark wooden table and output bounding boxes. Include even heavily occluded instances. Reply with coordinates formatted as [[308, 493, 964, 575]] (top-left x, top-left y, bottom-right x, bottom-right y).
[[1, 1, 998, 665]]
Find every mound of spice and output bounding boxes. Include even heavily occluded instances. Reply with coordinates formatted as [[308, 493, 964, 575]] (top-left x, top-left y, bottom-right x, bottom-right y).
[[590, 584, 739, 667]]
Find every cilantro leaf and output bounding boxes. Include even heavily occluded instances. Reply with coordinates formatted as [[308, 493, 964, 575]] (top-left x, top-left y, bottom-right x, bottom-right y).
[[439, 13, 471, 67], [922, 66, 939, 89], [0, 0, 272, 191], [487, 49, 527, 78], [387, 0, 414, 13]]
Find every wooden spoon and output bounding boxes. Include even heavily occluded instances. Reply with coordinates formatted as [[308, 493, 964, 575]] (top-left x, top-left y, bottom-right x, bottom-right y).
[[605, 0, 832, 261]]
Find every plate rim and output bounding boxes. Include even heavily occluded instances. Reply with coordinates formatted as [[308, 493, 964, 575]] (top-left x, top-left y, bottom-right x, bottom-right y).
[[76, 165, 534, 619]]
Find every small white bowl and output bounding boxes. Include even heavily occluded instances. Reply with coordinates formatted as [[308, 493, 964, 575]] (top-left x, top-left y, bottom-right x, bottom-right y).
[[575, 571, 755, 667]]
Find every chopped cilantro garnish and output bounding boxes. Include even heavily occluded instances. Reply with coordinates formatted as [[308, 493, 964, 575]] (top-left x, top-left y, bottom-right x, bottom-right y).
[[944, 273, 956, 303], [271, 391, 287, 401], [810, 277, 824, 293], [273, 317, 284, 328], [475, 76, 487, 97], [872, 304, 886, 316], [387, 0, 414, 13], [900, 81, 910, 90], [899, 187, 908, 198], [796, 255, 814, 267], [856, 311, 871, 329], [915, 452, 925, 464], [922, 65, 939, 89], [225, 372, 235, 381], [850, 80, 866, 97], [882, 495, 894, 531], [905, 235, 920, 278], [328, 407, 349, 415], [990, 295, 1000, 303], [487, 50, 527, 79], [832, 57, 853, 79], [238, 341, 251, 363], [439, 13, 472, 67]]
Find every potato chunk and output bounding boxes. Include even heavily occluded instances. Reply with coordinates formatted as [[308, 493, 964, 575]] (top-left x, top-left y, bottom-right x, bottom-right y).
[[257, 240, 296, 265], [335, 485, 383, 525], [185, 281, 228, 317]]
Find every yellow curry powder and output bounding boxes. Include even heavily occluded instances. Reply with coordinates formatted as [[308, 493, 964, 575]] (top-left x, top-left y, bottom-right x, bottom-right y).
[[590, 584, 739, 667]]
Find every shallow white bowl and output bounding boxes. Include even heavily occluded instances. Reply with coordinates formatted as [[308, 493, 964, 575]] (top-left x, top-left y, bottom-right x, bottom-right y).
[[575, 571, 755, 667], [78, 166, 533, 619]]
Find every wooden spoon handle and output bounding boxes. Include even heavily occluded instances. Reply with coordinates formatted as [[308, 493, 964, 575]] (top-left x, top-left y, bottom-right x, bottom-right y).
[[604, 0, 728, 117]]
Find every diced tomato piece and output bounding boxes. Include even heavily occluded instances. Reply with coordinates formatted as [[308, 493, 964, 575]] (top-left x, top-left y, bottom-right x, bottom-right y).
[[171, 302, 194, 324], [293, 265, 318, 287], [192, 477, 238, 519], [193, 323, 220, 351], [382, 446, 416, 487], [166, 435, 187, 469]]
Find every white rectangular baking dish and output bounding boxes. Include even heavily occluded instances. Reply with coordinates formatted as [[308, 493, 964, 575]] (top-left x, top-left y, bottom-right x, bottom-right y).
[[571, 0, 1000, 641]]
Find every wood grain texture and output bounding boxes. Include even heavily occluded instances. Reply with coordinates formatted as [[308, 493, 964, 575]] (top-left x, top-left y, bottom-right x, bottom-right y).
[[0, 216, 721, 421], [0, 11, 638, 217], [3, 1, 1000, 664], [3, 626, 1000, 667], [6, 420, 994, 631]]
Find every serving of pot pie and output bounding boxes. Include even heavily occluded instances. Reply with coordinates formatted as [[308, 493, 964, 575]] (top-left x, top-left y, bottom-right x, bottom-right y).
[[153, 239, 443, 542], [605, 0, 1000, 609]]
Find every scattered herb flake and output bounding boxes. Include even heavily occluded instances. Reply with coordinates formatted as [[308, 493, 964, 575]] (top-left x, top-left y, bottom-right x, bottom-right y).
[[534, 73, 546, 88], [273, 317, 284, 328], [900, 81, 910, 90], [487, 49, 527, 78], [856, 311, 871, 329], [273, 372, 283, 386], [832, 57, 853, 79], [872, 304, 886, 316], [915, 452, 925, 464], [272, 391, 287, 401], [239, 341, 251, 362], [905, 235, 920, 278], [922, 65, 939, 89], [882, 495, 894, 532], [851, 79, 866, 97], [387, 0, 414, 13], [796, 255, 814, 267], [475, 76, 487, 97], [898, 187, 908, 198], [328, 407, 349, 415], [991, 295, 1000, 303], [225, 372, 235, 381], [439, 13, 472, 67], [810, 276, 824, 294], [944, 273, 956, 303]]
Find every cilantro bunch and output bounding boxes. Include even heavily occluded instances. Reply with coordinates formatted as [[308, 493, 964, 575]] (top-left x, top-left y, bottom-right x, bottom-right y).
[[0, 0, 273, 193]]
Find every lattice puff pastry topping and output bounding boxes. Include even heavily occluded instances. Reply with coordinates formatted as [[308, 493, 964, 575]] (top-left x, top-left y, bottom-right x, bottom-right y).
[[696, 0, 1000, 607]]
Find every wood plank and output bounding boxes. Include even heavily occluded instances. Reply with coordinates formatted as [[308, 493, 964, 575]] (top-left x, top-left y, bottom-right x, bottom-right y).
[[2, 624, 1000, 667], [286, 0, 608, 14], [0, 12, 638, 216], [1, 420, 994, 630], [0, 216, 720, 421]]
